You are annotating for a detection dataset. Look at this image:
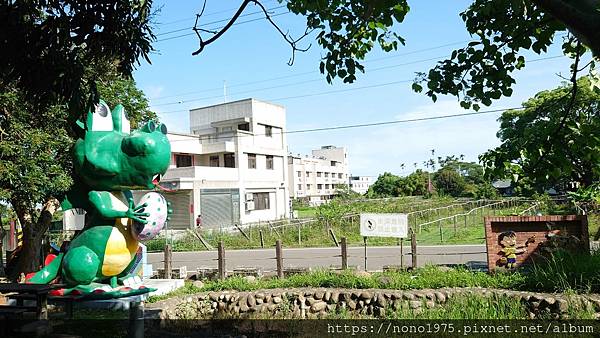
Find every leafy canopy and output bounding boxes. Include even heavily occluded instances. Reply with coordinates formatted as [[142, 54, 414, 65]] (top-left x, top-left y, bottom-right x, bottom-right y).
[[480, 77, 600, 191], [272, 0, 600, 108], [0, 0, 155, 118]]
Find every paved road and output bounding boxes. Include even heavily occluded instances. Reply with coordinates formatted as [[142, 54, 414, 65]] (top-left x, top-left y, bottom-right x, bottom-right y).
[[148, 244, 487, 273]]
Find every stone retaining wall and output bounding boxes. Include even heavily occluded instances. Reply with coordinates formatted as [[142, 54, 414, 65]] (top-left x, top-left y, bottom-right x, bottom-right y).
[[147, 287, 600, 319]]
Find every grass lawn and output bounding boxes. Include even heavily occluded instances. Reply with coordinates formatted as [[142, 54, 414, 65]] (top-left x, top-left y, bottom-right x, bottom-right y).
[[295, 207, 317, 218]]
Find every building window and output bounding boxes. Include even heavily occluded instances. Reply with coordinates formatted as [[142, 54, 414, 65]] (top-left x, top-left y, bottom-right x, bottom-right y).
[[248, 154, 256, 169], [307, 184, 311, 190], [325, 184, 330, 189], [331, 161, 336, 166], [324, 172, 329, 178], [331, 173, 335, 178], [224, 153, 235, 168], [317, 172, 322, 177], [297, 171, 301, 177], [317, 184, 323, 190], [265, 125, 273, 137], [209, 155, 219, 167], [338, 173, 343, 179], [266, 155, 274, 170], [175, 154, 192, 168], [253, 192, 270, 210], [298, 184, 302, 190], [238, 123, 250, 131], [306, 171, 310, 177]]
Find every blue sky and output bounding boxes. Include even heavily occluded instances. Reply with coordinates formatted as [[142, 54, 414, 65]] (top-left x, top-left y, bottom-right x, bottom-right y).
[[134, 0, 577, 177]]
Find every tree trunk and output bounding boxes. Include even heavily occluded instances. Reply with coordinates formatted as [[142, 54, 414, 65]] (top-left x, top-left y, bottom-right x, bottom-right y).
[[0, 218, 5, 277], [6, 198, 59, 281]]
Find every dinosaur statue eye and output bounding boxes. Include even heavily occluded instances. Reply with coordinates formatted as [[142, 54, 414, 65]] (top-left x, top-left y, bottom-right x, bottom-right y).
[[160, 124, 167, 135], [121, 108, 130, 134], [141, 121, 156, 133], [95, 103, 109, 117], [90, 102, 112, 131]]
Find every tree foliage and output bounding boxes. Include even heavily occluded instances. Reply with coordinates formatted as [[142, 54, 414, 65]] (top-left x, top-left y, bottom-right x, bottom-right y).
[[0, 0, 155, 119], [193, 0, 599, 108], [434, 169, 467, 197], [286, 0, 408, 83], [367, 158, 495, 198], [480, 77, 600, 192]]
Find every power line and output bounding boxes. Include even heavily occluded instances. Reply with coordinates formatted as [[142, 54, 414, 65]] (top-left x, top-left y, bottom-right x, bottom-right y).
[[156, 11, 291, 42], [166, 106, 520, 143], [156, 55, 564, 114], [156, 4, 287, 36], [152, 54, 450, 107], [150, 40, 471, 101], [157, 0, 280, 26]]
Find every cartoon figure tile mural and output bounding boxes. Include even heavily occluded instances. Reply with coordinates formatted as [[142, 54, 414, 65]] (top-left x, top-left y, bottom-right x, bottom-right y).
[[484, 216, 589, 272], [498, 231, 535, 269]]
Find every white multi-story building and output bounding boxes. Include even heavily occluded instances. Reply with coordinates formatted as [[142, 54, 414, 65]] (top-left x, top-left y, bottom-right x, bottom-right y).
[[159, 98, 290, 230], [288, 146, 349, 205], [349, 175, 374, 195]]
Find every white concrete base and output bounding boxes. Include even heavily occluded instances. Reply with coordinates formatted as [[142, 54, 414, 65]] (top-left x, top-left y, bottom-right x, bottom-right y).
[[144, 278, 185, 297]]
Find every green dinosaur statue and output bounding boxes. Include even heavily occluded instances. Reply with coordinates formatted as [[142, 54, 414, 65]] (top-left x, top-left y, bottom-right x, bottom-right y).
[[26, 100, 172, 299]]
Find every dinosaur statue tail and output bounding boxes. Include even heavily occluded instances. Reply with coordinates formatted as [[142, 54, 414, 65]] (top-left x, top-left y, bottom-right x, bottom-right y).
[[26, 252, 64, 284]]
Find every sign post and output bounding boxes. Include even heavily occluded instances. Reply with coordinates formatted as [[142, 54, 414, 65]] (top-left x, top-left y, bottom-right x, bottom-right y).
[[363, 237, 368, 271], [360, 213, 409, 271]]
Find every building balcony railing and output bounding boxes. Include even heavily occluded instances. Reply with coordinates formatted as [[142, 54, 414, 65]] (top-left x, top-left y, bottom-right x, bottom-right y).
[[164, 166, 239, 181]]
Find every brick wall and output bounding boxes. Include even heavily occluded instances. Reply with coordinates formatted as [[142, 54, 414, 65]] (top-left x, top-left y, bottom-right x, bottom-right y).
[[484, 215, 589, 271]]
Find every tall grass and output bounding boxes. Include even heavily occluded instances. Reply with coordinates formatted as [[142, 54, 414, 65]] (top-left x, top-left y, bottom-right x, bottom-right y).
[[386, 294, 528, 319], [148, 266, 526, 302], [523, 249, 600, 293]]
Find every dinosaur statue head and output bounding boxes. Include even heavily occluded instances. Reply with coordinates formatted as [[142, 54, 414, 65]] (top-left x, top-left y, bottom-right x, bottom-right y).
[[73, 100, 171, 191]]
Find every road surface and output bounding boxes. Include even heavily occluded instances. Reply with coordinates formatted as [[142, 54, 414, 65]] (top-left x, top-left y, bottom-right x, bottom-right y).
[[147, 244, 487, 273]]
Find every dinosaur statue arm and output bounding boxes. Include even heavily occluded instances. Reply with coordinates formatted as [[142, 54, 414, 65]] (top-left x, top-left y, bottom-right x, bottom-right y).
[[88, 190, 149, 223], [88, 191, 128, 219]]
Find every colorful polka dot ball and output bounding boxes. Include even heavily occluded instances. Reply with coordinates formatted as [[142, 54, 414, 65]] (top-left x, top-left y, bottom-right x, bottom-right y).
[[132, 192, 168, 241]]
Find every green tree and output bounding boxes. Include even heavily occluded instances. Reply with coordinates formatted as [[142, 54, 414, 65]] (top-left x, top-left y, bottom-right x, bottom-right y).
[[368, 172, 402, 197], [0, 1, 155, 119], [434, 169, 467, 197], [480, 77, 600, 192], [398, 170, 429, 196]]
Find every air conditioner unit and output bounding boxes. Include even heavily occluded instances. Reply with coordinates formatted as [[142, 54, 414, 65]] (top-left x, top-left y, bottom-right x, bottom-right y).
[[245, 201, 255, 211], [245, 193, 254, 201]]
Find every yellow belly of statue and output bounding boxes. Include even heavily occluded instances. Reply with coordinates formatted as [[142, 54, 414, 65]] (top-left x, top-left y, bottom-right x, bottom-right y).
[[101, 219, 138, 276]]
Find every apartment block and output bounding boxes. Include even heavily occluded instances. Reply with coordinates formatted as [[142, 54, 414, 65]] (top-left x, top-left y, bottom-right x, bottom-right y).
[[349, 175, 374, 195], [288, 146, 349, 205], [158, 98, 290, 230]]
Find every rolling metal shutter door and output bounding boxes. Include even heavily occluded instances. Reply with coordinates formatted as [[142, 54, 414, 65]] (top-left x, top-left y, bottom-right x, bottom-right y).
[[200, 193, 233, 230], [134, 190, 192, 230], [164, 191, 192, 230]]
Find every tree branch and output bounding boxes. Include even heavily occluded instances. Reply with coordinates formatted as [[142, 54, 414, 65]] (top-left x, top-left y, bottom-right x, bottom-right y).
[[192, 0, 312, 65]]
